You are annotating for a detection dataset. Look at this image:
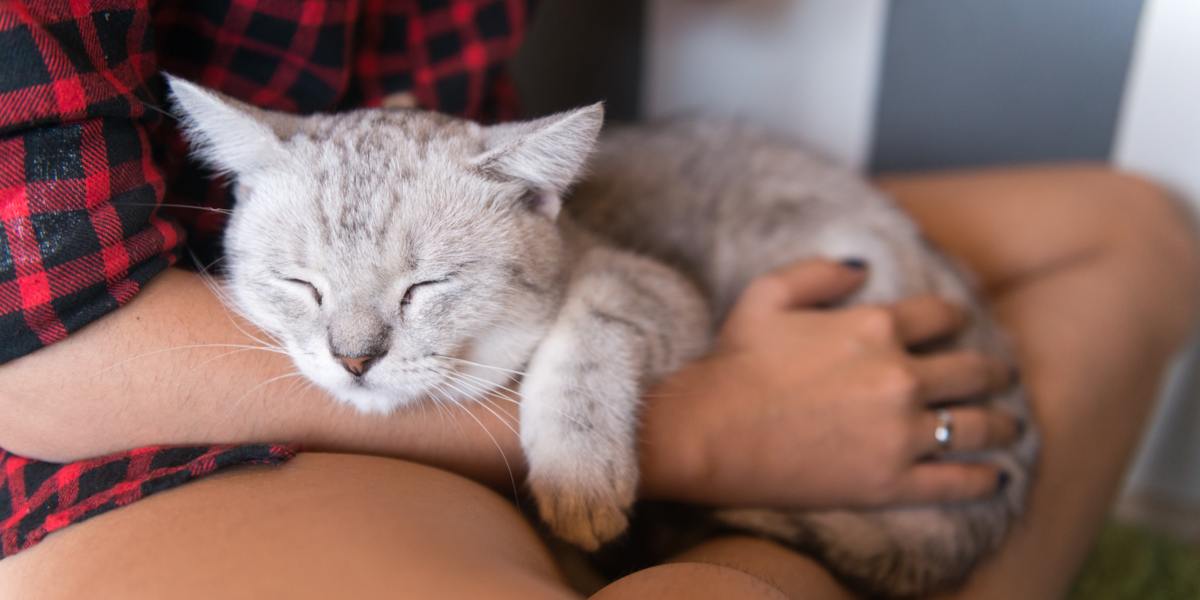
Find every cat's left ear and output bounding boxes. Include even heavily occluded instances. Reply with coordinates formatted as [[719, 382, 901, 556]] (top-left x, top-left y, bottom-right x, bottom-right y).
[[473, 103, 604, 219], [166, 74, 303, 180]]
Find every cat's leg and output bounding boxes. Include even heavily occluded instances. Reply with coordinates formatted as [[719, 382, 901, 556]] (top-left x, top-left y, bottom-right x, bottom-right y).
[[520, 247, 710, 550]]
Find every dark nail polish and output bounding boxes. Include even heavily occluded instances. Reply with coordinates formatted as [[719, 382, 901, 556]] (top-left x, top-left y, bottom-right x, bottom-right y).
[[840, 258, 868, 271], [1015, 419, 1027, 437], [997, 471, 1010, 492], [1009, 366, 1022, 387]]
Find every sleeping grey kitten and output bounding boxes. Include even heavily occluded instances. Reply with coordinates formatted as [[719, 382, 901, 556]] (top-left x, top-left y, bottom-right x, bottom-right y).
[[168, 76, 1036, 598]]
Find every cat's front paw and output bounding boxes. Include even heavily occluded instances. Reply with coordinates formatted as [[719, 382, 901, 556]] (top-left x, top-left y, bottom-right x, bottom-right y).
[[528, 465, 634, 551]]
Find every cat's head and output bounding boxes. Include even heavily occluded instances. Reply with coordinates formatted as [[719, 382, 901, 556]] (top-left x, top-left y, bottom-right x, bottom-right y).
[[168, 75, 602, 414]]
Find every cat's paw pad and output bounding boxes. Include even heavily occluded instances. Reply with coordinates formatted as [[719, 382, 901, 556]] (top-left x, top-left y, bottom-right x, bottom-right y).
[[529, 476, 632, 551]]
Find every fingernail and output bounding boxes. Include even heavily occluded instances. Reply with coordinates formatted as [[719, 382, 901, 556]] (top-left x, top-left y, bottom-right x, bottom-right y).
[[840, 258, 868, 271], [1009, 366, 1021, 386], [997, 471, 1010, 492], [1015, 419, 1027, 437]]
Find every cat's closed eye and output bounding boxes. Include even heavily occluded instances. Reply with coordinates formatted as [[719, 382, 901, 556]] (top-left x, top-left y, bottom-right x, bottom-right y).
[[283, 278, 322, 305], [401, 277, 451, 307]]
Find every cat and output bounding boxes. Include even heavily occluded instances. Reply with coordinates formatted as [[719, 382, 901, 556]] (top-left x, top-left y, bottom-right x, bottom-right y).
[[572, 120, 1039, 597], [167, 75, 1037, 598]]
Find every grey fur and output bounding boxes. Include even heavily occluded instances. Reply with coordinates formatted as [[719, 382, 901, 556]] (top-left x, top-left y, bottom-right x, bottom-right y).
[[570, 120, 1038, 598], [167, 76, 709, 554], [168, 75, 1035, 597]]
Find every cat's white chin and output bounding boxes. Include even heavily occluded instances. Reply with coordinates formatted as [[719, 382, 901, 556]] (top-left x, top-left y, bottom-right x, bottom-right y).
[[327, 383, 423, 415]]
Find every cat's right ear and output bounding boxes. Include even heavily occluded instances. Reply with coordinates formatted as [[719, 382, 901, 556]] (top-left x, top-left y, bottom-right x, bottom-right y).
[[166, 74, 301, 179], [472, 103, 604, 219]]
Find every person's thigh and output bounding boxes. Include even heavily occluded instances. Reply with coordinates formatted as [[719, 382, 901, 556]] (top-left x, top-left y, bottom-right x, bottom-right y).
[[593, 536, 852, 600], [877, 164, 1196, 598], [0, 453, 576, 600], [668, 536, 853, 600]]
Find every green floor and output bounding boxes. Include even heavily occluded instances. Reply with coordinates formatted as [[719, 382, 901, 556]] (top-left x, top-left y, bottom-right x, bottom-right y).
[[1068, 522, 1200, 599]]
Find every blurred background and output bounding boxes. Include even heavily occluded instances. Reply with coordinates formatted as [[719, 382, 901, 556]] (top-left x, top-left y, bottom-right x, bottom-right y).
[[513, 0, 1200, 592]]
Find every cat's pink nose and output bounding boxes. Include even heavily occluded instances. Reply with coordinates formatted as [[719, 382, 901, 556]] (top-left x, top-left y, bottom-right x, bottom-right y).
[[336, 354, 380, 377]]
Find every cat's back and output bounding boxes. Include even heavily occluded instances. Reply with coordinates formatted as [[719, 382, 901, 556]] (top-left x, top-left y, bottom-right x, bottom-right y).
[[570, 118, 925, 314], [574, 118, 870, 241]]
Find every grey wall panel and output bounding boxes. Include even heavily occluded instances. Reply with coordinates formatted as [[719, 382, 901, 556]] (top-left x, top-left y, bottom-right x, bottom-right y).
[[871, 0, 1145, 172]]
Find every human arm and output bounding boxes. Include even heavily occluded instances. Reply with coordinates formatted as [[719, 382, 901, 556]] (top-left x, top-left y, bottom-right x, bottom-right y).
[[0, 267, 530, 488], [879, 164, 1200, 599], [0, 257, 1019, 508]]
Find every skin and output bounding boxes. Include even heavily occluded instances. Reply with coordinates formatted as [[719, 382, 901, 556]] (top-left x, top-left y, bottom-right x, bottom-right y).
[[1, 164, 1197, 599]]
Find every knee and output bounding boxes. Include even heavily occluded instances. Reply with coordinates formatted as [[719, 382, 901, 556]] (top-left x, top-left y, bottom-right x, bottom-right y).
[[1059, 165, 1200, 332], [1062, 164, 1196, 253], [1115, 170, 1200, 330], [592, 563, 790, 600]]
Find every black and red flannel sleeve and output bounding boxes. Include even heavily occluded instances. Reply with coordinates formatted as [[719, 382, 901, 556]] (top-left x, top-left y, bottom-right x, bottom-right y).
[[0, 0, 180, 363]]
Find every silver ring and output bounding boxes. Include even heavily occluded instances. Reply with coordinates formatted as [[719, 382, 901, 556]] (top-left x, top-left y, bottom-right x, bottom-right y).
[[934, 409, 954, 452]]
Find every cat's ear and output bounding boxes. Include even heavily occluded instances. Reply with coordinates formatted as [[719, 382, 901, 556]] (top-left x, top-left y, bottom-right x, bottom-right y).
[[166, 74, 302, 179], [473, 103, 604, 219]]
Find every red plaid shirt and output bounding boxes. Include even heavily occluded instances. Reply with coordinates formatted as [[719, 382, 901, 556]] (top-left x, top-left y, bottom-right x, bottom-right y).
[[0, 0, 529, 559]]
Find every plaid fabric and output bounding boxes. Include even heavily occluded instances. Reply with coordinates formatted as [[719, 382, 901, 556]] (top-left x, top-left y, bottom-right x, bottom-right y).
[[0, 444, 296, 558], [0, 0, 530, 559]]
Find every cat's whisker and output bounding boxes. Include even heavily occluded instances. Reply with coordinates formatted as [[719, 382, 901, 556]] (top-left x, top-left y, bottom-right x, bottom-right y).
[[479, 395, 522, 432], [425, 384, 450, 425], [232, 371, 304, 407], [437, 355, 527, 378], [429, 383, 467, 435], [448, 371, 521, 403], [140, 100, 180, 121], [194, 345, 288, 370], [94, 342, 287, 376], [453, 370, 526, 402], [284, 370, 322, 398], [431, 384, 520, 501], [439, 359, 600, 424], [284, 376, 306, 396], [455, 381, 523, 435], [417, 388, 447, 426], [191, 253, 286, 350], [446, 380, 520, 439], [120, 202, 233, 215], [449, 370, 603, 435], [433, 370, 522, 435]]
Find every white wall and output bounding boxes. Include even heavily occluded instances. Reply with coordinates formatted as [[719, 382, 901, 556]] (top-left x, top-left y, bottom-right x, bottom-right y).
[[643, 0, 888, 169], [1115, 0, 1200, 202]]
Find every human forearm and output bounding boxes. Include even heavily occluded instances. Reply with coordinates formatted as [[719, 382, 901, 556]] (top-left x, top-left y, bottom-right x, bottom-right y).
[[0, 267, 727, 499], [0, 268, 524, 488]]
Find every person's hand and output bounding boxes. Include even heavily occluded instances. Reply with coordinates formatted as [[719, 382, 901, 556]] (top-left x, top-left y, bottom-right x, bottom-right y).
[[639, 258, 1020, 509]]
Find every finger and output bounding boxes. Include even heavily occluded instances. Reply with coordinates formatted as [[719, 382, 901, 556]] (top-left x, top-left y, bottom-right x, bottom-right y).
[[909, 407, 1020, 456], [911, 351, 1012, 403], [888, 295, 967, 347], [894, 463, 1006, 504], [733, 258, 868, 316]]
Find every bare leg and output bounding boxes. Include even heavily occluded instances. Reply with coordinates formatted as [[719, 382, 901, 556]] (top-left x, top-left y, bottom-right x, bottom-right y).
[[592, 561, 791, 600], [0, 454, 576, 600], [879, 165, 1200, 599]]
